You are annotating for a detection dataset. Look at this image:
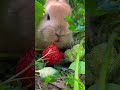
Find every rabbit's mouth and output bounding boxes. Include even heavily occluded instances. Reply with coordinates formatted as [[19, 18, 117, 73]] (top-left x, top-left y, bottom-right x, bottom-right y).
[[55, 39, 61, 42], [54, 36, 61, 42]]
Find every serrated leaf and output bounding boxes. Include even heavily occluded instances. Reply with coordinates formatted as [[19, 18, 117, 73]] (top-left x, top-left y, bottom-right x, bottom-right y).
[[35, 61, 45, 70]]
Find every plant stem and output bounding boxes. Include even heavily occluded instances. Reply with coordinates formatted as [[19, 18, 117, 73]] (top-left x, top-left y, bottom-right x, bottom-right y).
[[74, 55, 79, 90], [4, 77, 34, 83], [98, 34, 116, 90], [74, 38, 85, 90]]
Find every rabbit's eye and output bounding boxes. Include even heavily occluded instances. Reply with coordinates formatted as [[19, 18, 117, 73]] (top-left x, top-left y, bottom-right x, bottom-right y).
[[47, 14, 50, 20]]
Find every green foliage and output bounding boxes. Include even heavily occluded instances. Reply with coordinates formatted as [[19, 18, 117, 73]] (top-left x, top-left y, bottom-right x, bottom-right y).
[[35, 0, 45, 30], [64, 74, 84, 90], [86, 0, 120, 16], [97, 0, 120, 12], [65, 1, 85, 90], [97, 34, 116, 90], [64, 44, 85, 62], [64, 74, 74, 89], [86, 34, 119, 90], [85, 0, 120, 90], [86, 43, 118, 85], [65, 1, 85, 33], [65, 16, 80, 33], [69, 61, 85, 74], [87, 83, 120, 90], [36, 0, 46, 5], [69, 0, 85, 23], [73, 38, 85, 90], [35, 60, 45, 70]]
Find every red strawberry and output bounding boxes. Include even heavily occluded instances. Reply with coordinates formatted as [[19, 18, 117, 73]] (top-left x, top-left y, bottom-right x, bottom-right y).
[[59, 52, 64, 59], [42, 45, 64, 66], [16, 48, 35, 90]]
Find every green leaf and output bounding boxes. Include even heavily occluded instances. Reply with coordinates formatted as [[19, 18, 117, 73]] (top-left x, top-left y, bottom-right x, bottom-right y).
[[64, 76, 74, 86], [65, 16, 80, 33], [35, 61, 45, 70], [44, 76, 53, 86], [35, 0, 45, 29], [37, 0, 46, 5], [69, 61, 85, 74], [36, 67, 59, 84], [86, 43, 117, 85]]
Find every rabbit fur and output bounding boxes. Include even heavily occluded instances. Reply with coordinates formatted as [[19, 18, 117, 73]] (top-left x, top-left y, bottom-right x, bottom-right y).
[[35, 0, 74, 49]]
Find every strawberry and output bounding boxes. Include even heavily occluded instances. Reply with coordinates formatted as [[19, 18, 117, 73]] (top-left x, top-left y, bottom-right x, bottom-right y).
[[59, 52, 64, 59], [42, 45, 64, 66], [16, 48, 35, 90]]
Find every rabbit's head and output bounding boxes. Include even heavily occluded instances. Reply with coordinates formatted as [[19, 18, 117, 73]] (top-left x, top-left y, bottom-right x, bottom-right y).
[[36, 0, 73, 49]]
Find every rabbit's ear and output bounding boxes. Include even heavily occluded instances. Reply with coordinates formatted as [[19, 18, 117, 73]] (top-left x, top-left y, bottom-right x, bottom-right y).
[[59, 0, 68, 3], [46, 0, 57, 3], [45, 0, 56, 7], [45, 0, 57, 7]]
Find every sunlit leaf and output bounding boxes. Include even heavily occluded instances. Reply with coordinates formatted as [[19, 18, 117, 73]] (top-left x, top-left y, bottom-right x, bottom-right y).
[[69, 61, 85, 74]]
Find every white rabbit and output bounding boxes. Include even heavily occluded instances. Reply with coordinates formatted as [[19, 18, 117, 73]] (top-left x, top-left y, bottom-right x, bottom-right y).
[[35, 0, 73, 49]]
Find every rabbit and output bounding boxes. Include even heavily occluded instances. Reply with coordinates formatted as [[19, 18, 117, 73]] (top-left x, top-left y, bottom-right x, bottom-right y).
[[35, 0, 74, 49]]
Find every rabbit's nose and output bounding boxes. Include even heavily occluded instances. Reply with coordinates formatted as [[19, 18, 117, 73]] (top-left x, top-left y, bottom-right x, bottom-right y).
[[55, 29, 64, 37], [56, 31, 64, 37], [56, 33, 61, 37]]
